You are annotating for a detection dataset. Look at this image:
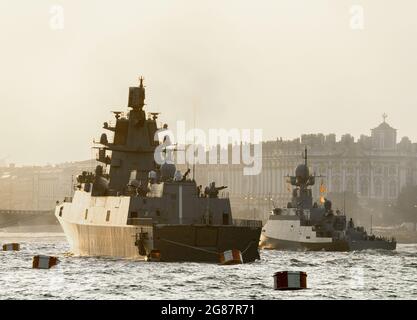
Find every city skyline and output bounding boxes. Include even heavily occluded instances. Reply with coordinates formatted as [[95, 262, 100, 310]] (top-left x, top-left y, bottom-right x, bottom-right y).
[[0, 114, 412, 167]]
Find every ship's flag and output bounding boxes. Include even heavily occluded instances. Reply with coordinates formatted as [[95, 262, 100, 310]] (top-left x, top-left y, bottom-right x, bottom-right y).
[[320, 180, 326, 194]]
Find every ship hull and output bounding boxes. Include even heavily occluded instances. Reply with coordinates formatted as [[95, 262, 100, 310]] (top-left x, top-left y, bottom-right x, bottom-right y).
[[261, 216, 396, 251], [58, 217, 143, 259], [58, 217, 261, 263], [151, 224, 261, 263], [260, 234, 349, 251], [348, 239, 396, 251], [260, 234, 396, 251]]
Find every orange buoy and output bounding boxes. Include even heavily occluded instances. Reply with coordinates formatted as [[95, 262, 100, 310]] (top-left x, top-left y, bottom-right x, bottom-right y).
[[219, 249, 243, 265], [146, 250, 161, 262], [273, 271, 307, 290], [32, 255, 59, 269], [2, 243, 20, 251]]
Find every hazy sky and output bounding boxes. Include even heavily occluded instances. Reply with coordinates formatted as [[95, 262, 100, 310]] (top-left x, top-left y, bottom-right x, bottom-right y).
[[1, 0, 417, 165]]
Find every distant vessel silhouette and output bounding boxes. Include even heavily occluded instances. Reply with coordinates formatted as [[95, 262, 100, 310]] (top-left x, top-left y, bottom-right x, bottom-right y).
[[260, 148, 396, 251]]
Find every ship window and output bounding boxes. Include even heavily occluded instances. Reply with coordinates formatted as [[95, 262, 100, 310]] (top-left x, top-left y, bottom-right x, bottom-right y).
[[156, 210, 161, 216], [306, 236, 310, 239], [130, 211, 138, 218], [85, 209, 88, 220], [59, 206, 63, 217], [106, 210, 111, 222]]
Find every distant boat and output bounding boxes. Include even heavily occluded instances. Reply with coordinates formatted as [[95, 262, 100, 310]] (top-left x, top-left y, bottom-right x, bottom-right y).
[[260, 148, 396, 251]]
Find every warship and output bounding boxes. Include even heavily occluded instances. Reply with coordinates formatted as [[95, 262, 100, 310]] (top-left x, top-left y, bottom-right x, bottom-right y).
[[55, 77, 262, 263], [260, 148, 396, 251]]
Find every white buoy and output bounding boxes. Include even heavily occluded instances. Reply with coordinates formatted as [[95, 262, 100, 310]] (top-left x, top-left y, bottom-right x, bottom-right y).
[[32, 255, 59, 269], [146, 250, 161, 262], [2, 243, 20, 251], [219, 249, 243, 265], [273, 271, 307, 290]]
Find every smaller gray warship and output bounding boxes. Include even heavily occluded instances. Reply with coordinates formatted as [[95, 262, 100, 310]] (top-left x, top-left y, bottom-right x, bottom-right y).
[[260, 148, 396, 251], [55, 77, 261, 263]]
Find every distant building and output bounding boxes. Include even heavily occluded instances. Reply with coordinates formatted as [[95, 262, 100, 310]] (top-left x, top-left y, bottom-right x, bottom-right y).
[[194, 117, 417, 213], [0, 160, 97, 210]]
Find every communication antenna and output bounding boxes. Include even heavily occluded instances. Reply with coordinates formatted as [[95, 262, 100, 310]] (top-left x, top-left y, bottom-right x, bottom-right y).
[[370, 214, 373, 235], [304, 146, 308, 166], [192, 102, 196, 181], [343, 191, 346, 216]]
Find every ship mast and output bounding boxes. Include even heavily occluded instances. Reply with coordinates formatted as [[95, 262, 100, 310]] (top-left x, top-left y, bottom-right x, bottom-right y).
[[97, 77, 160, 193], [304, 146, 308, 167]]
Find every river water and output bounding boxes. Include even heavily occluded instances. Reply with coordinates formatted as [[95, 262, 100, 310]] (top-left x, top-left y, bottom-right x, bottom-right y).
[[0, 234, 416, 300]]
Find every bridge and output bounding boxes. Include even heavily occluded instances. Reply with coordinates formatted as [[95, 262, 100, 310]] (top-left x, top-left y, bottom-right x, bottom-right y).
[[0, 209, 56, 228]]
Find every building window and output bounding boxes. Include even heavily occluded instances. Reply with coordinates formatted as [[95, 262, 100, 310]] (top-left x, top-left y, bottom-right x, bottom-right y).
[[59, 206, 63, 217], [346, 166, 354, 175], [389, 181, 397, 198], [332, 178, 340, 193], [346, 178, 355, 193], [360, 163, 369, 174], [360, 178, 369, 197], [374, 179, 382, 197], [84, 209, 88, 220], [106, 210, 111, 222]]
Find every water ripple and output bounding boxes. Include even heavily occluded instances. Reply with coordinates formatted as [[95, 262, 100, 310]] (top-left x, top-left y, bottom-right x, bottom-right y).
[[0, 237, 416, 299]]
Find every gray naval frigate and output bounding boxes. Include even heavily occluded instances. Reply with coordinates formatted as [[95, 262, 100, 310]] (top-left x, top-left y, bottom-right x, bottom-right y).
[[260, 148, 396, 251], [55, 77, 261, 263]]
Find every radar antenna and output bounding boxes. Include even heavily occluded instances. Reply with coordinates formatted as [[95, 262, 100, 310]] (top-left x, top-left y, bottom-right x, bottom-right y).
[[304, 146, 308, 166], [111, 111, 123, 120], [149, 112, 160, 121]]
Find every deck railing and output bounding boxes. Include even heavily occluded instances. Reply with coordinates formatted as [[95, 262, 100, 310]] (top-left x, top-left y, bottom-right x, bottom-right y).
[[232, 218, 263, 228]]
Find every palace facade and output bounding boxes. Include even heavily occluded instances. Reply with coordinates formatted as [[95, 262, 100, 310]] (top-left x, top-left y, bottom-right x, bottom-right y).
[[194, 118, 417, 214]]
